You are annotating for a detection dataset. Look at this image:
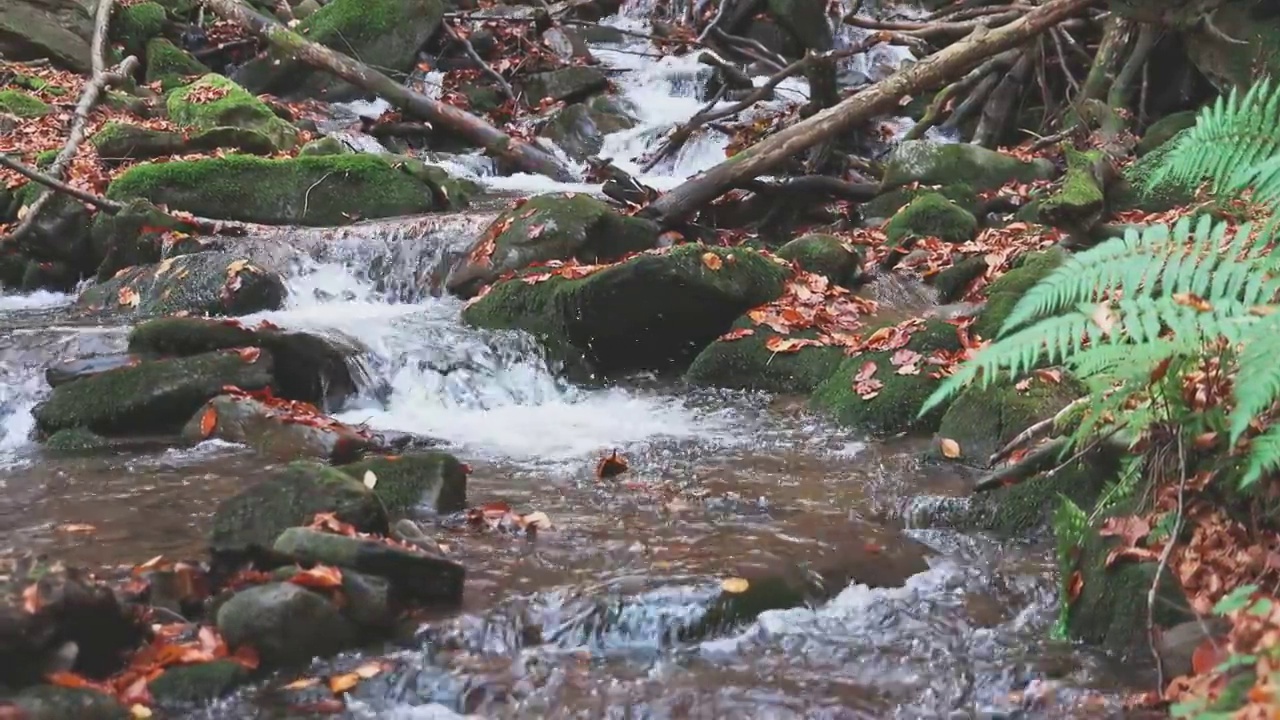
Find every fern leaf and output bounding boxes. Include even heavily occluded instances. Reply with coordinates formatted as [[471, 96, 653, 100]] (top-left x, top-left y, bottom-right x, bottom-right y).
[[1153, 78, 1280, 194], [1230, 313, 1280, 442], [1241, 423, 1280, 487]]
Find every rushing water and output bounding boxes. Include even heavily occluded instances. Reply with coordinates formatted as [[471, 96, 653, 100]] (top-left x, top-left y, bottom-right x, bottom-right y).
[[0, 2, 1156, 717]]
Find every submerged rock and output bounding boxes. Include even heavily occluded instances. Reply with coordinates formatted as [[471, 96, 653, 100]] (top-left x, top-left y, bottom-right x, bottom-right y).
[[209, 461, 388, 560], [338, 452, 468, 515], [181, 394, 376, 463], [462, 244, 789, 375], [216, 582, 357, 667], [76, 251, 287, 318], [274, 527, 465, 606], [148, 659, 252, 707], [881, 140, 1055, 193], [33, 349, 274, 437], [538, 96, 636, 160], [446, 192, 659, 297]]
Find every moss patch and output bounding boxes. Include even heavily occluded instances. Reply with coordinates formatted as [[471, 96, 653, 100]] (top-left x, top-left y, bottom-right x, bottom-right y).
[[0, 89, 51, 118], [149, 660, 251, 706], [881, 140, 1055, 193], [167, 75, 297, 151], [883, 193, 978, 246], [1112, 129, 1198, 213], [144, 38, 209, 91], [338, 452, 468, 515], [1038, 147, 1105, 229], [971, 247, 1067, 340], [685, 317, 846, 394], [111, 2, 166, 57], [937, 376, 1084, 465], [774, 234, 862, 286], [861, 183, 979, 221]]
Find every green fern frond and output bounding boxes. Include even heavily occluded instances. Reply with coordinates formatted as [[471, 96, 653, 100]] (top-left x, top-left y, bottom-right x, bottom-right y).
[[1241, 423, 1280, 487], [1230, 312, 1280, 442], [1154, 77, 1280, 194]]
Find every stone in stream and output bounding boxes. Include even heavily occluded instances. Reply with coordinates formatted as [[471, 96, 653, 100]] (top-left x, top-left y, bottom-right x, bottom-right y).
[[338, 452, 469, 516], [44, 354, 143, 388], [33, 349, 275, 437], [10, 686, 129, 720], [518, 66, 609, 105], [273, 527, 465, 607], [537, 96, 637, 161], [216, 582, 359, 668], [76, 251, 287, 318], [209, 461, 388, 562], [685, 316, 846, 395], [91, 122, 277, 162], [165, 74, 299, 152], [446, 192, 660, 298], [774, 233, 863, 287], [181, 394, 378, 463], [129, 316, 359, 408], [462, 244, 790, 376], [147, 659, 253, 707], [883, 193, 979, 252], [934, 376, 1084, 467], [880, 140, 1056, 193], [89, 199, 208, 282]]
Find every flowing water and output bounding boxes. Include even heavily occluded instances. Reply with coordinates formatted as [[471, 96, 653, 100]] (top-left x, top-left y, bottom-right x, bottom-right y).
[[0, 4, 1156, 717]]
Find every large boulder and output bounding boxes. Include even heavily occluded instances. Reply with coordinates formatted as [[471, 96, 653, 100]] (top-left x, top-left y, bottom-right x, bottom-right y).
[[88, 198, 207, 281], [338, 452, 467, 515], [181, 394, 378, 463], [935, 377, 1084, 466], [76, 251, 287, 317], [881, 140, 1056, 193], [774, 233, 862, 286], [216, 582, 357, 667], [209, 461, 388, 560], [538, 96, 636, 160], [462, 244, 790, 375], [148, 659, 252, 707], [686, 317, 846, 394], [104, 153, 459, 226], [33, 349, 275, 436], [1178, 1, 1280, 91], [166, 74, 298, 152], [446, 192, 659, 297], [235, 0, 444, 100], [0, 0, 97, 73], [91, 122, 276, 162], [518, 66, 609, 104], [883, 193, 979, 247], [143, 37, 208, 90], [129, 317, 358, 408], [273, 527, 465, 606]]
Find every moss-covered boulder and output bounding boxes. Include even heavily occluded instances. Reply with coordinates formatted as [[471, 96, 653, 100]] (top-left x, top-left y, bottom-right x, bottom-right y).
[[297, 135, 351, 156], [148, 659, 252, 707], [0, 89, 51, 118], [182, 394, 377, 463], [446, 193, 659, 297], [764, 0, 832, 52], [1136, 110, 1198, 157], [463, 244, 789, 375], [273, 527, 465, 606], [143, 37, 208, 90], [236, 0, 444, 100], [881, 140, 1055, 193], [216, 582, 357, 668], [105, 153, 460, 225], [391, 155, 477, 211], [338, 452, 467, 515], [33, 349, 274, 436], [685, 317, 845, 394], [971, 247, 1066, 340], [88, 198, 208, 281], [129, 317, 356, 408], [12, 686, 128, 720], [1038, 147, 1106, 231], [883, 193, 978, 247], [209, 461, 388, 559], [1112, 129, 1197, 213], [519, 66, 609, 104], [774, 233, 862, 286], [91, 122, 277, 162], [42, 427, 112, 454], [930, 255, 988, 303], [809, 319, 962, 435], [861, 183, 979, 223], [77, 251, 287, 318], [15, 191, 95, 275], [538, 96, 636, 160], [166, 74, 298, 151], [936, 377, 1083, 466], [109, 1, 165, 58]]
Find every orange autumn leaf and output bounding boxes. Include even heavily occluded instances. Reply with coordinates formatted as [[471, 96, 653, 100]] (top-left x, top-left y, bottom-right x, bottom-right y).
[[237, 347, 261, 363], [282, 677, 321, 691], [596, 450, 629, 479], [855, 361, 878, 382], [118, 286, 141, 308], [1191, 638, 1228, 675], [939, 438, 961, 459], [1066, 571, 1083, 603], [764, 335, 822, 353], [22, 584, 40, 614], [701, 252, 723, 270], [288, 565, 343, 589], [328, 673, 360, 694], [719, 327, 755, 342], [198, 407, 218, 439]]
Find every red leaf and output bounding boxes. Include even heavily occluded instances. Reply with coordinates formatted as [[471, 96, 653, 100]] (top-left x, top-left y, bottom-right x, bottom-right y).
[[595, 450, 629, 479], [855, 361, 878, 382], [288, 565, 343, 589]]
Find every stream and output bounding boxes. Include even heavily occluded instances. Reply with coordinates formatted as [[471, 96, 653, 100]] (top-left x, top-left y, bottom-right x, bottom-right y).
[[0, 2, 1155, 717]]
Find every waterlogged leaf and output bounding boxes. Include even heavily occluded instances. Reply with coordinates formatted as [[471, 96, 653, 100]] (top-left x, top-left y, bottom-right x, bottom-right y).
[[1213, 584, 1259, 615], [855, 361, 877, 382], [198, 406, 218, 439], [288, 565, 343, 589], [328, 673, 360, 694], [701, 252, 723, 270], [55, 523, 96, 534], [721, 577, 749, 594], [237, 347, 261, 363], [527, 223, 545, 239], [939, 438, 961, 459], [1066, 571, 1083, 603], [353, 661, 385, 679], [596, 450, 629, 479], [118, 286, 141, 308], [282, 677, 321, 691], [362, 470, 378, 490], [719, 328, 755, 342]]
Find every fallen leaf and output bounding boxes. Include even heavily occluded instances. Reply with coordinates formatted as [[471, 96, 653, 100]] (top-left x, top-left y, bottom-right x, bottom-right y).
[[130, 705, 153, 719], [596, 450, 628, 479], [353, 661, 385, 679], [288, 565, 343, 589], [1191, 638, 1229, 675], [362, 471, 377, 490], [719, 328, 755, 342], [702, 252, 723, 270], [1172, 292, 1213, 313], [764, 335, 822, 353], [225, 259, 249, 276], [1066, 571, 1083, 603], [55, 523, 96, 534], [198, 406, 217, 439], [328, 673, 359, 694], [1099, 515, 1151, 547], [855, 361, 878, 382], [118, 286, 141, 308], [282, 677, 321, 691], [22, 584, 40, 614], [939, 438, 961, 459], [237, 347, 261, 363], [1033, 368, 1062, 384], [721, 577, 750, 594]]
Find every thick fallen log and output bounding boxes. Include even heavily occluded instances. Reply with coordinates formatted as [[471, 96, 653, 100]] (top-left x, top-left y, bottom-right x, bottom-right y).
[[644, 0, 1099, 226], [203, 0, 575, 182]]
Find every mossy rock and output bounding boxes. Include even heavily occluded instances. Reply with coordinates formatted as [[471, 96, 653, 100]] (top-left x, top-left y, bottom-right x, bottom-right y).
[[89, 198, 205, 281], [883, 193, 978, 247], [971, 247, 1066, 340], [11, 74, 67, 96], [519, 66, 608, 104], [110, 1, 166, 58], [463, 244, 789, 375], [774, 233, 862, 286], [76, 251, 287, 318], [538, 97, 636, 161], [764, 0, 832, 52], [809, 319, 963, 435], [930, 255, 988, 303], [1136, 110, 1199, 157], [148, 660, 252, 706], [33, 350, 275, 437], [881, 140, 1055, 193], [92, 122, 277, 163], [390, 155, 478, 211], [1038, 147, 1105, 230], [215, 582, 358, 668], [43, 427, 112, 453], [166, 75, 298, 151], [298, 135, 351, 156], [1111, 129, 1197, 213], [0, 89, 51, 118], [861, 183, 979, 222], [685, 318, 846, 394], [144, 37, 209, 91], [446, 192, 659, 297], [338, 452, 468, 515], [105, 153, 451, 225], [13, 686, 128, 720], [936, 376, 1084, 465], [460, 84, 504, 115], [209, 461, 388, 559]]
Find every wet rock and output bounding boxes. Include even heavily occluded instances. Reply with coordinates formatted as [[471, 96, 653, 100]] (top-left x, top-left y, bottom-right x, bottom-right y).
[[970, 248, 1065, 340], [538, 96, 636, 161], [45, 354, 142, 388], [338, 569, 396, 630], [88, 199, 207, 281], [104, 153, 458, 226], [209, 461, 388, 561], [518, 66, 609, 104], [33, 349, 275, 437], [338, 451, 468, 515], [166, 74, 298, 152], [936, 377, 1085, 466], [147, 659, 252, 706], [0, 89, 51, 118], [774, 233, 862, 286], [1135, 110, 1198, 157], [143, 37, 209, 90], [297, 135, 352, 156], [216, 582, 358, 667], [235, 0, 444, 101], [861, 183, 979, 224], [273, 527, 465, 607], [446, 192, 659, 298], [42, 427, 111, 454], [685, 317, 845, 394], [129, 317, 358, 408], [11, 686, 129, 720], [392, 155, 478, 211], [15, 568, 148, 681], [182, 394, 377, 462], [91, 122, 276, 162], [109, 1, 164, 58], [76, 251, 287, 317], [16, 192, 95, 276], [881, 140, 1055, 193], [810, 319, 963, 435], [541, 26, 593, 62], [884, 193, 979, 249], [1111, 129, 1197, 213], [463, 244, 789, 375], [929, 255, 988, 304], [764, 0, 832, 53]]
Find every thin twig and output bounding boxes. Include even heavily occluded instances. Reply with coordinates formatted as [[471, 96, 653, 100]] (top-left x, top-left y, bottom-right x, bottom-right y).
[[442, 21, 516, 101], [990, 396, 1088, 465], [1149, 434, 1188, 690]]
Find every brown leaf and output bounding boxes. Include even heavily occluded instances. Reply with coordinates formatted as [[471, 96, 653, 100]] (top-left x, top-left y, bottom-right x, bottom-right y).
[[719, 328, 755, 342], [1104, 545, 1161, 568], [1172, 292, 1213, 313], [282, 677, 320, 690], [328, 673, 360, 694], [764, 335, 822, 353], [701, 252, 723, 270], [118, 286, 141, 308], [855, 361, 878, 382], [939, 438, 961, 459], [198, 407, 218, 439], [288, 565, 343, 589], [527, 223, 545, 239], [596, 450, 629, 479], [1033, 368, 1062, 384], [721, 577, 749, 593], [1098, 515, 1151, 547], [55, 523, 96, 534], [237, 347, 261, 363]]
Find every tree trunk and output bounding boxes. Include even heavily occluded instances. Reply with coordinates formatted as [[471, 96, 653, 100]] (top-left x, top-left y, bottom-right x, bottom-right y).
[[203, 0, 576, 182], [644, 0, 1100, 226]]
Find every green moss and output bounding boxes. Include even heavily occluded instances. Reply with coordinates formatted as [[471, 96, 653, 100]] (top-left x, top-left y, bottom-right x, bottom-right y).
[[972, 248, 1067, 339], [881, 140, 1055, 193], [685, 318, 846, 394], [883, 193, 978, 246], [338, 452, 468, 515], [1137, 111, 1199, 157], [111, 2, 167, 57], [861, 183, 978, 221], [1038, 148, 1104, 229], [148, 660, 251, 705], [298, 136, 351, 156], [936, 376, 1084, 464], [166, 75, 298, 151], [809, 319, 963, 435], [144, 38, 209, 91], [12, 74, 67, 96], [43, 427, 111, 453], [105, 153, 439, 225], [1112, 129, 1197, 213], [78, 251, 285, 317], [0, 89, 51, 118], [930, 255, 987, 303], [774, 233, 862, 286], [390, 156, 477, 211]]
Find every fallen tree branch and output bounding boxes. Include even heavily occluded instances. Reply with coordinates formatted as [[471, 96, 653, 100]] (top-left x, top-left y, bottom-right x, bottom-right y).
[[740, 175, 878, 200], [644, 0, 1100, 227], [204, 0, 575, 181], [973, 436, 1069, 492], [989, 396, 1088, 466]]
